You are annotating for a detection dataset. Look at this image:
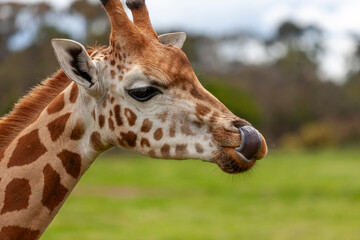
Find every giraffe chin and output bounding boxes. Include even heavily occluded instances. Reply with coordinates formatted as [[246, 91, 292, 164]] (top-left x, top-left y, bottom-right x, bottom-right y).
[[215, 148, 256, 174]]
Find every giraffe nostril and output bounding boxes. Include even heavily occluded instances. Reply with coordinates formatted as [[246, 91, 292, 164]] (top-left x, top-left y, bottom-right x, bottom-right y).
[[233, 119, 251, 129], [235, 125, 262, 160]]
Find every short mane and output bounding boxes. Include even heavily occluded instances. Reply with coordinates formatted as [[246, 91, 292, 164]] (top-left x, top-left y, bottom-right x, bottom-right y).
[[0, 70, 71, 153], [0, 47, 100, 153]]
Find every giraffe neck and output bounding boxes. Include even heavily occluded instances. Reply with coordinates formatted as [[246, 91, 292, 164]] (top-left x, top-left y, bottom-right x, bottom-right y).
[[0, 83, 110, 239]]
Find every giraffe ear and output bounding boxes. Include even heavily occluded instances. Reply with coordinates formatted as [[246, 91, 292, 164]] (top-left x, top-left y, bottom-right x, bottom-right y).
[[51, 39, 97, 89], [158, 32, 187, 49]]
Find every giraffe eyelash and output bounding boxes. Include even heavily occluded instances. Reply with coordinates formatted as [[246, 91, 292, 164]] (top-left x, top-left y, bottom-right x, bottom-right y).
[[127, 86, 162, 102]]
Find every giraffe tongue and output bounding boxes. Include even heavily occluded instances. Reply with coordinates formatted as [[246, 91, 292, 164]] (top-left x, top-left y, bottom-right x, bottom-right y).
[[235, 126, 262, 160]]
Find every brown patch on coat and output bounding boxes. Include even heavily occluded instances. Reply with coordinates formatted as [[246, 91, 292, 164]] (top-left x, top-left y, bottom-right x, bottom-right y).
[[110, 60, 116, 66], [140, 138, 151, 148], [175, 144, 188, 156], [70, 119, 86, 140], [110, 70, 116, 79], [0, 226, 40, 240], [57, 150, 82, 179], [47, 93, 65, 114], [195, 143, 204, 154], [153, 128, 163, 141], [195, 103, 211, 116], [210, 111, 220, 123], [173, 76, 188, 91], [1, 178, 31, 214], [69, 83, 79, 103], [0, 149, 5, 162], [102, 99, 107, 108], [115, 44, 122, 52], [124, 108, 137, 126], [194, 122, 202, 129], [90, 132, 108, 152], [114, 105, 123, 126], [108, 117, 115, 130], [169, 124, 176, 137], [119, 131, 137, 148], [181, 123, 195, 136], [47, 112, 72, 142], [42, 164, 69, 212], [8, 129, 47, 168], [111, 97, 115, 103], [140, 118, 153, 133], [157, 112, 168, 122], [98, 115, 105, 129], [190, 87, 204, 100], [148, 150, 156, 158], [161, 144, 170, 158]]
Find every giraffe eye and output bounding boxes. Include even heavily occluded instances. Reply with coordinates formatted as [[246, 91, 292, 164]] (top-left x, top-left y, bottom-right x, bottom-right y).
[[127, 86, 162, 102]]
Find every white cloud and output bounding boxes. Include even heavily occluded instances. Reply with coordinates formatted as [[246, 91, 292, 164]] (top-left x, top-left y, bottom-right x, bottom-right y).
[[0, 0, 71, 9], [218, 38, 287, 65], [318, 35, 357, 82]]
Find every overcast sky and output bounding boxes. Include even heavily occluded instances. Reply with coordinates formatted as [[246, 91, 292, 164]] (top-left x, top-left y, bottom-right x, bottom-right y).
[[1, 0, 359, 82]]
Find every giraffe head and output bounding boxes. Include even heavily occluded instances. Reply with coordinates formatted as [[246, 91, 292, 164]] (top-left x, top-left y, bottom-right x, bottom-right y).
[[51, 0, 267, 174]]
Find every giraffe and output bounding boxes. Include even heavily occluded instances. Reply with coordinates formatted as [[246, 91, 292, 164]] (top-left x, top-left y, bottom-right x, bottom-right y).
[[0, 0, 268, 239]]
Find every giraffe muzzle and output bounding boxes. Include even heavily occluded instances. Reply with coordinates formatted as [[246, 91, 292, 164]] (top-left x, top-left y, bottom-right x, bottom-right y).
[[235, 126, 263, 161]]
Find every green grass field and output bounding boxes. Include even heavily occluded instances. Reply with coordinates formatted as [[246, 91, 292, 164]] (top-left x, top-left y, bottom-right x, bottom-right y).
[[42, 148, 360, 240]]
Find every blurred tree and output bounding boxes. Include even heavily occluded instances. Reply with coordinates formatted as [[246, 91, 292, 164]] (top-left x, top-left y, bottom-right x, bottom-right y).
[[70, 0, 110, 45], [345, 74, 360, 105], [275, 21, 324, 63], [181, 35, 208, 64], [345, 40, 360, 106], [0, 2, 51, 62], [198, 75, 262, 125], [0, 24, 71, 116], [277, 21, 304, 40]]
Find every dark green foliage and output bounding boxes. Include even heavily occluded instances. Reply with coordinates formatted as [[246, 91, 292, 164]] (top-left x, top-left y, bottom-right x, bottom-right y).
[[199, 75, 262, 126], [277, 21, 304, 40]]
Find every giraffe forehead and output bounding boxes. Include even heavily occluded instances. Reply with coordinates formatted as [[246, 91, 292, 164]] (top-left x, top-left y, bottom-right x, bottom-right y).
[[102, 42, 222, 109], [145, 46, 194, 79], [105, 42, 195, 87]]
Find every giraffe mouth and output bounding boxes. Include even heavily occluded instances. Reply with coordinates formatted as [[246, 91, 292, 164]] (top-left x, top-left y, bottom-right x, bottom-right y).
[[235, 126, 263, 161], [215, 126, 267, 174]]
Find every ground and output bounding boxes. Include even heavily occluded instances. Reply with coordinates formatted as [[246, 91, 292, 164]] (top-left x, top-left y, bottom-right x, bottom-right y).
[[42, 148, 360, 240]]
